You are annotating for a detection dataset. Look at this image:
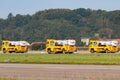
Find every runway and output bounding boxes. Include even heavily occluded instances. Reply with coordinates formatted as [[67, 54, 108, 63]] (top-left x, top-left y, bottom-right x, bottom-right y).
[[0, 64, 120, 80]]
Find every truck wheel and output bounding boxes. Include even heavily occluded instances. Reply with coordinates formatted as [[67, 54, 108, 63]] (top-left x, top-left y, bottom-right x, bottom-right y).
[[62, 49, 65, 54], [90, 49, 94, 53], [9, 51, 11, 53], [69, 52, 73, 54], [48, 49, 51, 54], [15, 49, 18, 53], [106, 49, 108, 53], [3, 49, 6, 53]]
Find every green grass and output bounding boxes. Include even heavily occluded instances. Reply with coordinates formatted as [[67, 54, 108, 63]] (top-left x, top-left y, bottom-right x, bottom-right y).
[[0, 53, 120, 65]]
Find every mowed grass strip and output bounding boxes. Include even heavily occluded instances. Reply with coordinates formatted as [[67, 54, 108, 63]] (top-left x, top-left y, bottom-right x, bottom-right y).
[[0, 54, 120, 65]]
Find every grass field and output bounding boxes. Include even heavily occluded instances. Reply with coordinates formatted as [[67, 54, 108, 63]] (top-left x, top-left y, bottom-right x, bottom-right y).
[[0, 53, 120, 65]]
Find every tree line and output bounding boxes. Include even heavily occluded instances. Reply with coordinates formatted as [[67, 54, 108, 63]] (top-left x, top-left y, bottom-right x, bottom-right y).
[[0, 8, 120, 46]]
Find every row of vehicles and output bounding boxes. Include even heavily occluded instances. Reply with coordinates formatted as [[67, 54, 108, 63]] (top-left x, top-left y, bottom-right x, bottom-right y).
[[1, 39, 77, 54], [1, 39, 119, 54]]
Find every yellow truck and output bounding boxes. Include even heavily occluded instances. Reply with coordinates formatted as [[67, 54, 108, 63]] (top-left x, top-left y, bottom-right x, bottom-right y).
[[1, 40, 30, 53], [46, 39, 77, 54], [88, 40, 119, 53]]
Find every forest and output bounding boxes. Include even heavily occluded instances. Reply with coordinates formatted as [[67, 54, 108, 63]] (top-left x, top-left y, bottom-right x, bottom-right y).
[[0, 8, 120, 45]]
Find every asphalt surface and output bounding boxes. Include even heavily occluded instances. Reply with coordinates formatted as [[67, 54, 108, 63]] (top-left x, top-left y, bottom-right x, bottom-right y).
[[0, 50, 90, 54], [0, 50, 120, 54], [0, 64, 120, 80]]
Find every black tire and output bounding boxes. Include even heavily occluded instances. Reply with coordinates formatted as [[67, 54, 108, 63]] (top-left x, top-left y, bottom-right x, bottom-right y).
[[62, 49, 65, 54], [21, 52, 24, 53], [90, 49, 94, 53], [69, 52, 73, 54], [3, 49, 6, 53], [9, 51, 12, 53], [15, 49, 18, 53], [47, 49, 51, 54], [105, 49, 108, 53]]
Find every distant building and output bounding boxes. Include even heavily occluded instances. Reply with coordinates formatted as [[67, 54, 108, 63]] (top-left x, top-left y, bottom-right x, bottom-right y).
[[81, 38, 90, 46]]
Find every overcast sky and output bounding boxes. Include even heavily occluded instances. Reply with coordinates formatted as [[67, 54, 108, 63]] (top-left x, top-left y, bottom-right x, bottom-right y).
[[0, 0, 120, 19]]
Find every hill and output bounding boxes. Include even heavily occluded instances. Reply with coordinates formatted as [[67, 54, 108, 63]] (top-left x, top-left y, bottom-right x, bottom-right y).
[[0, 8, 120, 45]]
